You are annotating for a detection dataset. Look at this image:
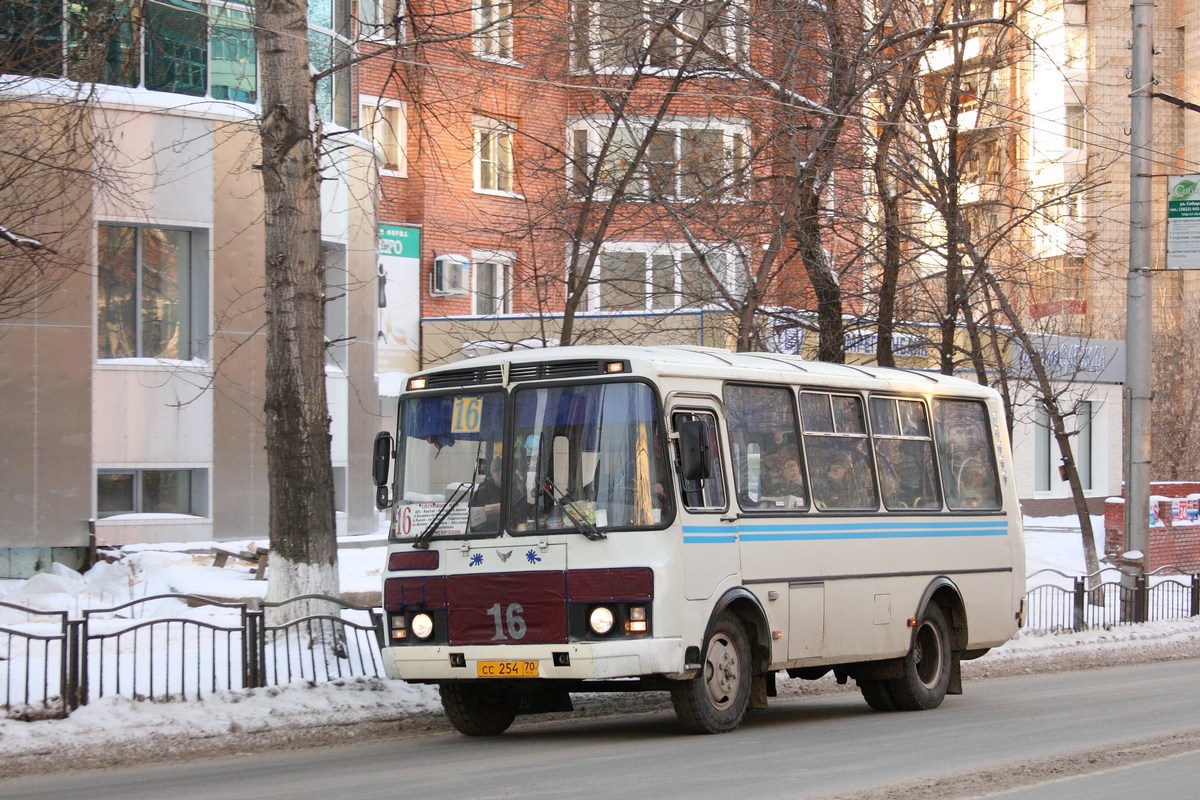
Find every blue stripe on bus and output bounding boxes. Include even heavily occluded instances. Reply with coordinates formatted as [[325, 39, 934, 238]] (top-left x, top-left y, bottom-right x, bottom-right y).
[[682, 519, 1009, 544]]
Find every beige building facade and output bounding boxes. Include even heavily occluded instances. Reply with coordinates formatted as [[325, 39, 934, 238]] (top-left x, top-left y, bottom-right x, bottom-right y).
[[0, 93, 382, 577]]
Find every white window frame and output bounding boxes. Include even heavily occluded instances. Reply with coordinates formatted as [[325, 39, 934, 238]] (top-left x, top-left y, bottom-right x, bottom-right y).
[[568, 117, 750, 201], [324, 243, 349, 371], [474, 0, 515, 61], [95, 222, 210, 363], [360, 96, 408, 176], [359, 0, 404, 40], [472, 249, 515, 315], [474, 116, 517, 195], [582, 242, 738, 311], [96, 467, 210, 518], [1064, 104, 1086, 150], [1034, 400, 1093, 493], [574, 0, 748, 73]]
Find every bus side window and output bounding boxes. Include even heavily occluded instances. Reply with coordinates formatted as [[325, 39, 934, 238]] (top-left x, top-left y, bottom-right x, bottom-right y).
[[673, 412, 727, 512], [934, 399, 1003, 511]]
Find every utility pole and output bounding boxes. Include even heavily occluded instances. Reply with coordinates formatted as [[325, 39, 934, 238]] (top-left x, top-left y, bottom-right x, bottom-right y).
[[1123, 0, 1154, 589]]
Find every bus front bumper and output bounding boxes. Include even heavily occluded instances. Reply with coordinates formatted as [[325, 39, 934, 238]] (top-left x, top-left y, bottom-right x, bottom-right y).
[[381, 637, 688, 682]]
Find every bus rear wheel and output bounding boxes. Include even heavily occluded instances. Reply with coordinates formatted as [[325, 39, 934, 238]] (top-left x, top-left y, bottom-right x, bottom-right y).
[[888, 603, 952, 711], [671, 611, 752, 734], [439, 682, 520, 736]]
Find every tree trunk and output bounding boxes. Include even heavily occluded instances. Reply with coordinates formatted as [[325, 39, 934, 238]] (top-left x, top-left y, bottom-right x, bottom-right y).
[[256, 0, 341, 620], [979, 270, 1101, 589]]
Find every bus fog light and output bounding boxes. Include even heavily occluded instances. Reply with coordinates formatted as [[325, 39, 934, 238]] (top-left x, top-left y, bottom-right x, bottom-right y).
[[390, 615, 407, 641], [625, 605, 648, 634], [411, 612, 434, 640], [588, 606, 615, 635]]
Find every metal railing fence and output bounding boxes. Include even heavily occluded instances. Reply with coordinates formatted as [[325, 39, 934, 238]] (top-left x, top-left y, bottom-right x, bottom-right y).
[[1, 593, 383, 719], [5, 570, 1200, 719], [1023, 567, 1200, 633]]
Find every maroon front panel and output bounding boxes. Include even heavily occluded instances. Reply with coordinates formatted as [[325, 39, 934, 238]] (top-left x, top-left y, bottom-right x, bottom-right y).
[[567, 568, 654, 603], [388, 551, 440, 571], [383, 577, 447, 612], [447, 572, 568, 645]]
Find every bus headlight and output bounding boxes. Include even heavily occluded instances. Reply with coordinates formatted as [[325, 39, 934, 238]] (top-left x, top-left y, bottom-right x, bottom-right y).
[[411, 612, 435, 640], [588, 606, 615, 636]]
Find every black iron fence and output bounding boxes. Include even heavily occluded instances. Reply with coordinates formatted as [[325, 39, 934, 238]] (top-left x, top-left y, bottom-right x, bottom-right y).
[[1, 594, 383, 720], [1023, 567, 1200, 633], [6, 570, 1200, 719]]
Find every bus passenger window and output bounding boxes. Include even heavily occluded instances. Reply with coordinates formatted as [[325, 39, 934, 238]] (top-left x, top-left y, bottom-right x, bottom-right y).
[[871, 397, 941, 511], [724, 384, 807, 511], [934, 399, 1002, 511], [673, 411, 726, 512], [802, 392, 879, 512]]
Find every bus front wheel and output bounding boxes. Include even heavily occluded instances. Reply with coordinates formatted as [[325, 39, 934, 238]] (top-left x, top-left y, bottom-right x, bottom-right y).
[[889, 602, 952, 711], [439, 682, 520, 736], [671, 611, 752, 734]]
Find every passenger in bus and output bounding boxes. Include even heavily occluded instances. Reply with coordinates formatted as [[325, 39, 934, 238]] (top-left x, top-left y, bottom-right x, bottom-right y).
[[814, 451, 873, 510], [761, 454, 806, 508]]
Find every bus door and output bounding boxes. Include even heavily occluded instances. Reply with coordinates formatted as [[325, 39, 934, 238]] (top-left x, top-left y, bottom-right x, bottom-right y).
[[670, 404, 738, 601]]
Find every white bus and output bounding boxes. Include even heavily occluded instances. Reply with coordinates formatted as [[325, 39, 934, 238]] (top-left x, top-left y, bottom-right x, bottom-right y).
[[372, 345, 1025, 735]]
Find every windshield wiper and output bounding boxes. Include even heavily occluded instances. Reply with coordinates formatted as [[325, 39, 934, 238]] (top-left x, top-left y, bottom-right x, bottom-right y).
[[539, 478, 606, 541], [412, 482, 472, 550], [412, 442, 483, 550]]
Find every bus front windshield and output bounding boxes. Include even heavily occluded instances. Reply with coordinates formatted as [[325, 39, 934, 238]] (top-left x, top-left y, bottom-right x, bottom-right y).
[[392, 381, 671, 543]]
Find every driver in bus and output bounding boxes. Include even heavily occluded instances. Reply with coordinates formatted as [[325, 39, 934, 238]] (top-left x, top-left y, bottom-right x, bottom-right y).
[[471, 456, 532, 530], [469, 456, 505, 529]]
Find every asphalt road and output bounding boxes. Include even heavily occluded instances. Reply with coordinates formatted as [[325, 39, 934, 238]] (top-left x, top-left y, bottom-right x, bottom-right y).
[[7, 660, 1200, 799]]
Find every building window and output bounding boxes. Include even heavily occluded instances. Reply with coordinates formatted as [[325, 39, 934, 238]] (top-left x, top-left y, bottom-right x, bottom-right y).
[[1065, 104, 1086, 150], [210, 4, 257, 102], [7, 0, 260, 103], [475, 0, 513, 59], [1034, 401, 1092, 491], [574, 0, 747, 72], [474, 117, 516, 194], [145, 0, 208, 96], [309, 0, 353, 127], [1029, 255, 1085, 316], [586, 245, 735, 311], [1, 0, 65, 77], [474, 255, 513, 315], [361, 97, 407, 175], [97, 468, 208, 517], [324, 243, 348, 370], [570, 119, 750, 200], [97, 225, 206, 360], [959, 128, 1006, 186], [358, 0, 402, 39]]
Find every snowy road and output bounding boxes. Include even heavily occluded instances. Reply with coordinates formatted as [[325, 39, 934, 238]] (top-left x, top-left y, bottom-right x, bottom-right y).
[[5, 657, 1200, 799]]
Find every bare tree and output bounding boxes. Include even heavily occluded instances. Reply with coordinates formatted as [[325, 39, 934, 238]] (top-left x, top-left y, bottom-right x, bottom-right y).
[[254, 1, 340, 614], [870, 0, 1121, 583]]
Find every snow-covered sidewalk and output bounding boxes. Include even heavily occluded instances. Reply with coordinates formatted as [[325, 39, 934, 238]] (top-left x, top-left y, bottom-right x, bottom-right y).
[[3, 517, 1199, 777]]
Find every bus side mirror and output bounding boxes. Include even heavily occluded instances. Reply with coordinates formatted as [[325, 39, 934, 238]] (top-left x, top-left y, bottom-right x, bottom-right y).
[[373, 431, 394, 509], [678, 419, 711, 483]]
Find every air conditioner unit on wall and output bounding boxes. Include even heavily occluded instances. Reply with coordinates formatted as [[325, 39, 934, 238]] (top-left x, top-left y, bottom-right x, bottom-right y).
[[431, 254, 470, 296]]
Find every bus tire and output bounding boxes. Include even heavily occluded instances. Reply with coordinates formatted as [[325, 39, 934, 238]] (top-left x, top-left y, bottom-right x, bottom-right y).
[[859, 680, 897, 711], [671, 611, 752, 734], [888, 603, 952, 711], [439, 682, 520, 736]]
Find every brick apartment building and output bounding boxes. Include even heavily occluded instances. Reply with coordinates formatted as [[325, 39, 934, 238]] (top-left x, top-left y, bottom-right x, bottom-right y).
[[358, 0, 865, 371]]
